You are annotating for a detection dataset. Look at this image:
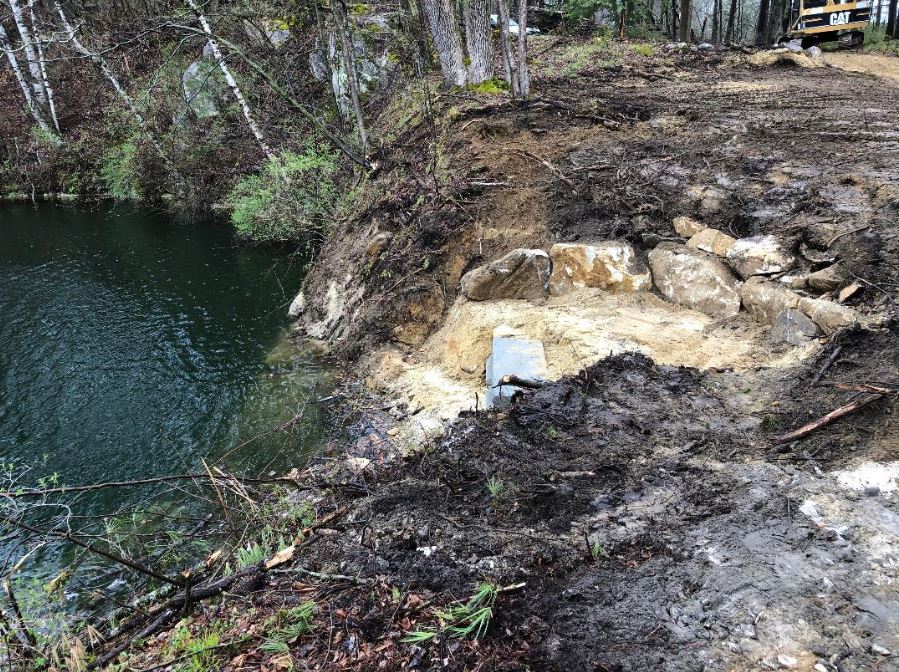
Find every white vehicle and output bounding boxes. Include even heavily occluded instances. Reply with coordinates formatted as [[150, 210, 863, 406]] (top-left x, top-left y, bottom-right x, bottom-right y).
[[489, 14, 541, 36]]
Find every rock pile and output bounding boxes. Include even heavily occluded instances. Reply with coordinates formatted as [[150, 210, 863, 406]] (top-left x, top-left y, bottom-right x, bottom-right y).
[[457, 217, 862, 347]]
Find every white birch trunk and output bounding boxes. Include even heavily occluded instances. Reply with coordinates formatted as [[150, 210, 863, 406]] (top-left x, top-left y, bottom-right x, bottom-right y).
[[0, 22, 55, 136], [422, 0, 467, 86], [183, 0, 276, 163], [463, 0, 493, 84], [28, 0, 59, 131], [516, 0, 530, 97], [8, 0, 48, 109], [54, 1, 175, 169]]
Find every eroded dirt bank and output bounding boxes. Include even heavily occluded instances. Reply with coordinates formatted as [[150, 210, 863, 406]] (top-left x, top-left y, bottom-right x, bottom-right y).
[[99, 47, 899, 671], [282, 46, 899, 670]]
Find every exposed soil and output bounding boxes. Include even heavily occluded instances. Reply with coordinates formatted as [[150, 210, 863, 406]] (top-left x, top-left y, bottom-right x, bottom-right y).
[[102, 47, 899, 672]]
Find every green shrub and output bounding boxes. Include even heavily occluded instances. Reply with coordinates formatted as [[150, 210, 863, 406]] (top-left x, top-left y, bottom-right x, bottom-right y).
[[100, 142, 139, 200], [631, 42, 655, 56], [228, 147, 340, 242], [865, 27, 899, 55]]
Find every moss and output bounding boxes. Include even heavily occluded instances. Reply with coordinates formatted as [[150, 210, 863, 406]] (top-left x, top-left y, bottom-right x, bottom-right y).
[[631, 42, 654, 57], [467, 78, 509, 95]]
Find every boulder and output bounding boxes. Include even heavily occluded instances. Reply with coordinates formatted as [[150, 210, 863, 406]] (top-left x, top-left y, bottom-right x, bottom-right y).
[[798, 297, 858, 334], [806, 45, 823, 59], [673, 215, 705, 238], [548, 242, 651, 295], [740, 277, 801, 324], [460, 249, 551, 301], [686, 228, 737, 257], [366, 231, 393, 258], [648, 243, 742, 318], [807, 264, 848, 292], [726, 235, 796, 278], [182, 57, 227, 119], [288, 291, 306, 318], [771, 309, 819, 346]]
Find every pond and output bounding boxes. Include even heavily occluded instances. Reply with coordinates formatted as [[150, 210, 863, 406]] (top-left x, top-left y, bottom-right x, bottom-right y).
[[0, 203, 333, 618]]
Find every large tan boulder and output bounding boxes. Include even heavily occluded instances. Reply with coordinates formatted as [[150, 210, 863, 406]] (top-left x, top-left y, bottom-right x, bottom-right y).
[[686, 228, 737, 257], [740, 277, 801, 324], [798, 297, 858, 334], [549, 242, 651, 295], [648, 243, 742, 318], [726, 235, 796, 278], [460, 249, 550, 301]]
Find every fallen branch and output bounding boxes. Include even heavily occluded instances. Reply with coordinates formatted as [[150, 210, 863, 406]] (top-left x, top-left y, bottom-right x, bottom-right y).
[[493, 375, 546, 390], [772, 392, 890, 445], [810, 345, 843, 386], [0, 472, 308, 498]]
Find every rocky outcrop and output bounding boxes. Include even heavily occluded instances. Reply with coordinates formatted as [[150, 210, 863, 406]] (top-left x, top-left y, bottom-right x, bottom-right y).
[[771, 309, 819, 346], [740, 277, 801, 324], [648, 243, 742, 318], [673, 215, 705, 238], [548, 242, 651, 295], [726, 235, 796, 278], [686, 228, 737, 257], [461, 249, 551, 301], [182, 52, 226, 119]]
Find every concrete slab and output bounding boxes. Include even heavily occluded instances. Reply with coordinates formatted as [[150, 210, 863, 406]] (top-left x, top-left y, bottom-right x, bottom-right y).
[[486, 325, 548, 408]]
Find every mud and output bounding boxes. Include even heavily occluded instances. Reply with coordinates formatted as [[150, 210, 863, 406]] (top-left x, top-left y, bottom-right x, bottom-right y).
[[291, 323, 897, 671]]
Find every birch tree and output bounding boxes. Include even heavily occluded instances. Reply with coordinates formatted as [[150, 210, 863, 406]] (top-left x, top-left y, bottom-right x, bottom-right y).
[[0, 22, 57, 137], [27, 0, 59, 131], [421, 0, 467, 86], [183, 0, 277, 163], [54, 0, 181, 180]]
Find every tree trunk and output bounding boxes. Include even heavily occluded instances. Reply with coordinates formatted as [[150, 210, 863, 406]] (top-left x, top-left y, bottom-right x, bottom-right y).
[[54, 1, 175, 168], [516, 0, 530, 97], [183, 0, 276, 163], [712, 0, 720, 43], [0, 22, 56, 137], [678, 0, 690, 40], [421, 0, 467, 86], [27, 0, 60, 131], [755, 0, 770, 44], [671, 0, 680, 40], [8, 0, 48, 110], [463, 0, 493, 83], [331, 0, 368, 154], [724, 0, 738, 42], [888, 0, 898, 37], [498, 0, 516, 94]]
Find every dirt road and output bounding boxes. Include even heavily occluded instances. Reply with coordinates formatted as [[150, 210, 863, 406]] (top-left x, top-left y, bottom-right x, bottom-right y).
[[825, 51, 899, 85]]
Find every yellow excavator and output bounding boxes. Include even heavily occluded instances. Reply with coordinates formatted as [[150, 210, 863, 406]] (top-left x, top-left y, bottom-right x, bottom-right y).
[[785, 0, 871, 47]]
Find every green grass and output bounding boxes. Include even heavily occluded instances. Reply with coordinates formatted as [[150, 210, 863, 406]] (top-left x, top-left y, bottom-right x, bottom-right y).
[[403, 582, 499, 643]]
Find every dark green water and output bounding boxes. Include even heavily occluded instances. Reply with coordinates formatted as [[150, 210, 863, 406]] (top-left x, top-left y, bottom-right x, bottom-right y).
[[0, 204, 332, 612]]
